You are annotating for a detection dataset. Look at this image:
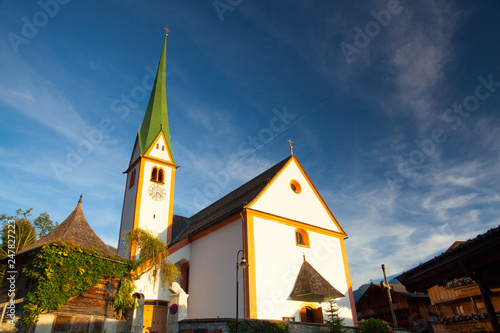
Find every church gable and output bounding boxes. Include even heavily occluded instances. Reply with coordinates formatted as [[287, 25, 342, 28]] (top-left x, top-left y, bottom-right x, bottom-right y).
[[247, 157, 344, 234], [144, 131, 173, 163]]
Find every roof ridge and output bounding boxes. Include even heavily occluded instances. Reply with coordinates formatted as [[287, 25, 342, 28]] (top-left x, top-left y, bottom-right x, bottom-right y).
[[188, 156, 291, 222], [170, 156, 292, 244]]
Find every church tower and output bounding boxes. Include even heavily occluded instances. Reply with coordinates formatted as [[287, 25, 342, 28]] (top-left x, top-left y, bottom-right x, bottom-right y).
[[118, 35, 178, 259]]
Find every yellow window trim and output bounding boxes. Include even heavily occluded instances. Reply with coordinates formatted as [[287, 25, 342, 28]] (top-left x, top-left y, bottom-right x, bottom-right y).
[[295, 228, 310, 247]]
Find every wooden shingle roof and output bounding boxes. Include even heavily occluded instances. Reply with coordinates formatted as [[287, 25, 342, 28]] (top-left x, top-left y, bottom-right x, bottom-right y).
[[19, 197, 123, 259], [290, 258, 344, 302], [397, 224, 500, 292], [171, 156, 292, 244]]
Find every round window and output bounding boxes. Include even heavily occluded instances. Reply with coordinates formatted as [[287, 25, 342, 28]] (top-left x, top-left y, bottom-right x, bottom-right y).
[[290, 180, 301, 194]]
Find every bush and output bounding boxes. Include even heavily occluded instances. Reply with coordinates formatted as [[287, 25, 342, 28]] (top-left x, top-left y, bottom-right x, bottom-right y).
[[358, 318, 391, 333], [227, 319, 288, 333]]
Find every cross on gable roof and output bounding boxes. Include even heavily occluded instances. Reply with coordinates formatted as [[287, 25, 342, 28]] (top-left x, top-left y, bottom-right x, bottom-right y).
[[171, 156, 293, 244]]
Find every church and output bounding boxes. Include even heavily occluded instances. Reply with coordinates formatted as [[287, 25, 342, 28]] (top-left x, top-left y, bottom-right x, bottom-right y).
[[117, 33, 357, 331]]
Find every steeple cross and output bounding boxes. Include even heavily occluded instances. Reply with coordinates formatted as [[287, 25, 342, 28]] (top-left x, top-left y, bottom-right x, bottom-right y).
[[164, 26, 170, 37], [288, 138, 294, 156]]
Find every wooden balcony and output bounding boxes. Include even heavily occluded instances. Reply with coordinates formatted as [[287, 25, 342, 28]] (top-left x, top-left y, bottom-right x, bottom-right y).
[[433, 320, 492, 333], [429, 284, 484, 304]]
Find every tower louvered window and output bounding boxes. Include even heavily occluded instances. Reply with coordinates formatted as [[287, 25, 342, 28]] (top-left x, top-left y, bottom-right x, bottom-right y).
[[150, 166, 165, 184]]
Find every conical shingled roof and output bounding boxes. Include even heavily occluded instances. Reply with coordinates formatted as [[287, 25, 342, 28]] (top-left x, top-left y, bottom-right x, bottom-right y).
[[19, 198, 122, 259], [290, 259, 344, 302]]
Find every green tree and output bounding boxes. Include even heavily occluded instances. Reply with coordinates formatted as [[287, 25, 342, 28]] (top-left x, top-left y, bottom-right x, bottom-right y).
[[111, 278, 137, 319], [124, 228, 180, 289], [323, 298, 345, 333], [32, 211, 57, 237], [1, 219, 36, 255], [0, 208, 58, 241], [0, 208, 58, 281]]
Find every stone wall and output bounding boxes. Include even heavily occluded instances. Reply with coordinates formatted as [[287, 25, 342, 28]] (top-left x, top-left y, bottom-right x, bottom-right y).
[[179, 318, 412, 333], [178, 318, 358, 333]]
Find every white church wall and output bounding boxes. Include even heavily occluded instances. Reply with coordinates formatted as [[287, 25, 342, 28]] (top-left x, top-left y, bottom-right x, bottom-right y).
[[133, 239, 191, 302], [188, 219, 244, 319], [169, 243, 191, 266], [118, 165, 139, 258], [249, 159, 340, 233], [252, 216, 354, 326], [134, 266, 171, 301]]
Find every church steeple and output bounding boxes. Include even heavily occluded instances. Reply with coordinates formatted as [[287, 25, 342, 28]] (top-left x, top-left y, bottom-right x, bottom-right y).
[[118, 34, 178, 259], [138, 37, 174, 163]]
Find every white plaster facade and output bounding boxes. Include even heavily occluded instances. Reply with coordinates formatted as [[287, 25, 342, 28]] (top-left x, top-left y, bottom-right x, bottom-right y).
[[252, 217, 353, 325], [188, 219, 244, 319], [249, 158, 341, 233]]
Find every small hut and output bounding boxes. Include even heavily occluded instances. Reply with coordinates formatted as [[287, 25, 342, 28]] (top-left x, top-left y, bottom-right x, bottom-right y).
[[0, 197, 130, 333]]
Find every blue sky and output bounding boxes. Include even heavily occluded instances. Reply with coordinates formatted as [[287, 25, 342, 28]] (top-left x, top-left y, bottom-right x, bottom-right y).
[[1, 0, 500, 289]]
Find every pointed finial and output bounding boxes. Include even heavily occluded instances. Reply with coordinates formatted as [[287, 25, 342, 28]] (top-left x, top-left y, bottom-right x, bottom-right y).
[[288, 138, 294, 156], [164, 26, 170, 37], [161, 122, 164, 129], [303, 253, 305, 261], [79, 193, 83, 203]]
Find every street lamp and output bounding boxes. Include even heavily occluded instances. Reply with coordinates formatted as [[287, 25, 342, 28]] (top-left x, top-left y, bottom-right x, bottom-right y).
[[236, 249, 248, 333]]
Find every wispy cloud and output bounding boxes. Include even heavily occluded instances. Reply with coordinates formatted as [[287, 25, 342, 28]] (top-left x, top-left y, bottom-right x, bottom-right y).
[[0, 43, 90, 143]]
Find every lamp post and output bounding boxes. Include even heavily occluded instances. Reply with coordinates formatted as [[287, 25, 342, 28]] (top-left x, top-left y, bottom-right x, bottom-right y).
[[236, 249, 248, 333]]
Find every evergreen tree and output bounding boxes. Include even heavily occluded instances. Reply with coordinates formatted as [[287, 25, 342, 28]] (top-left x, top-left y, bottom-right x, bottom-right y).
[[323, 297, 345, 333]]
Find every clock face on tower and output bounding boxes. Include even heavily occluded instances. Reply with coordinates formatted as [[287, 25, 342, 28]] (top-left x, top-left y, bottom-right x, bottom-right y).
[[148, 184, 166, 201]]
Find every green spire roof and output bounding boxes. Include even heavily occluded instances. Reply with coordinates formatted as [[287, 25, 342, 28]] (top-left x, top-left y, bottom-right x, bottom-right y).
[[139, 38, 174, 163]]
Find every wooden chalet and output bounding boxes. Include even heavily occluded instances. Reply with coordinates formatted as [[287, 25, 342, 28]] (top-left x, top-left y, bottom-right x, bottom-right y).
[[355, 282, 436, 331], [397, 225, 500, 333], [0, 197, 130, 333]]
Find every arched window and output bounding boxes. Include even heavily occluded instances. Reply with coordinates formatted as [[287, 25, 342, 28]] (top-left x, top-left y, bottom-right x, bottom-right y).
[[158, 168, 164, 184], [295, 228, 310, 247], [180, 262, 190, 294], [300, 305, 323, 323], [151, 167, 158, 182], [150, 166, 165, 184]]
